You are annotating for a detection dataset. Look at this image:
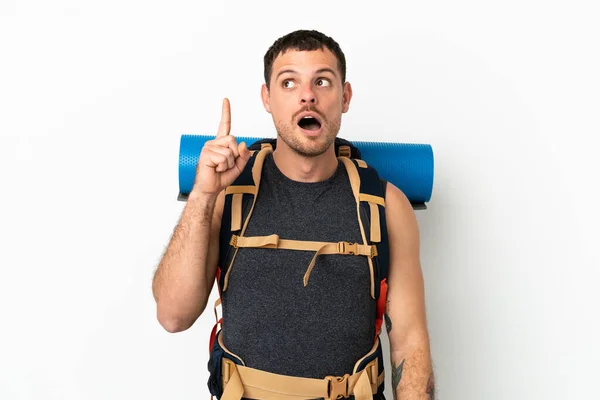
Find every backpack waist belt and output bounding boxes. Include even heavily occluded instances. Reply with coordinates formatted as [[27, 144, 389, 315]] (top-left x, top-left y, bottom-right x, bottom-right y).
[[218, 333, 384, 400]]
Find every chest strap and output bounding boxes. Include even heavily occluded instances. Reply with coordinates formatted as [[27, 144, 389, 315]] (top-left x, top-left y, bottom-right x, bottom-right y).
[[229, 233, 378, 298]]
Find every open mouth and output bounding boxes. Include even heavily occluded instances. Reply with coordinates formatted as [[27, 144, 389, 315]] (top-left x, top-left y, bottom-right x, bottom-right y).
[[297, 116, 322, 131]]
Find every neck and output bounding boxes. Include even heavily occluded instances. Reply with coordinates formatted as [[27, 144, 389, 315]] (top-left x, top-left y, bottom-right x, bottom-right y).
[[271, 139, 338, 183]]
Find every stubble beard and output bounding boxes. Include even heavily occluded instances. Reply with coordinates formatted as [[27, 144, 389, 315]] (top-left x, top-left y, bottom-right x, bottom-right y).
[[275, 116, 341, 158]]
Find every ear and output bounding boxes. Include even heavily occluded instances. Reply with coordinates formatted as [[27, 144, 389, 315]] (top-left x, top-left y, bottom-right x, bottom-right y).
[[261, 84, 271, 113], [342, 81, 353, 113]]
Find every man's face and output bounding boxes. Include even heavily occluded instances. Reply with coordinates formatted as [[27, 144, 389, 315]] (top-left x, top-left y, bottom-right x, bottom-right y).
[[261, 48, 352, 157]]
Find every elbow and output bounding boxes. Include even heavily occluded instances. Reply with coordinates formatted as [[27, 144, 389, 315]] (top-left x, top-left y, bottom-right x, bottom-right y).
[[390, 326, 431, 355], [158, 315, 190, 333], [156, 304, 205, 333]]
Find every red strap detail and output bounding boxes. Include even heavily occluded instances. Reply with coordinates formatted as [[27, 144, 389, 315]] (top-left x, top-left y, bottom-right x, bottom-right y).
[[374, 278, 388, 338], [209, 317, 223, 353]]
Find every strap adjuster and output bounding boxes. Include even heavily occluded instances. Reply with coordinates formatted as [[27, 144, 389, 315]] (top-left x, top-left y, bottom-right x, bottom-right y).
[[371, 245, 378, 258], [325, 373, 350, 399], [338, 145, 351, 158]]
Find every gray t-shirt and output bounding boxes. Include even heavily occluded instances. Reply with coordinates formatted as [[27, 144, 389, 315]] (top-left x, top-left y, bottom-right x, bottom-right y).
[[222, 152, 376, 380]]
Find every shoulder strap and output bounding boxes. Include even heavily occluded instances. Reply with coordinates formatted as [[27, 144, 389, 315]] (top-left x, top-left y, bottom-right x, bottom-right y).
[[217, 144, 273, 293], [211, 145, 271, 356], [338, 153, 390, 338]]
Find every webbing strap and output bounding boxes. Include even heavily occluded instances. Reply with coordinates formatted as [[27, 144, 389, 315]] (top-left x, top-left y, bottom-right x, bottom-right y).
[[353, 370, 374, 399], [231, 194, 243, 231], [229, 234, 377, 287], [302, 242, 373, 287], [221, 365, 244, 400], [226, 186, 256, 232], [225, 185, 257, 195], [213, 297, 221, 323], [359, 193, 385, 206], [230, 234, 375, 255], [358, 194, 384, 243], [338, 157, 361, 198], [368, 202, 381, 243]]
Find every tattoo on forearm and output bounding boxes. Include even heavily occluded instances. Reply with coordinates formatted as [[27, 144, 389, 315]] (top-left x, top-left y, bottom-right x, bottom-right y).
[[426, 372, 435, 399], [384, 313, 392, 333], [392, 359, 404, 393]]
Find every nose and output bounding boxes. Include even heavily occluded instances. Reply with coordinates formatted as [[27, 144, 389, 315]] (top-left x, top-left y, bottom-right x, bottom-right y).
[[299, 84, 317, 105]]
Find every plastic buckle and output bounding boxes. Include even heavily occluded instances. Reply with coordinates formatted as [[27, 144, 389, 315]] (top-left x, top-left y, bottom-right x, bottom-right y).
[[347, 243, 358, 255], [229, 235, 238, 248], [338, 242, 358, 255], [325, 373, 350, 399]]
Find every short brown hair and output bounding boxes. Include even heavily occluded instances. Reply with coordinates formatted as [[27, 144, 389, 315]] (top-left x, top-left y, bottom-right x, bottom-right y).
[[263, 29, 347, 90]]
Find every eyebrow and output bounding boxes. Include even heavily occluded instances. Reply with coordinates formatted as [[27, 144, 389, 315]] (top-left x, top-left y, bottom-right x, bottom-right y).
[[276, 67, 337, 80]]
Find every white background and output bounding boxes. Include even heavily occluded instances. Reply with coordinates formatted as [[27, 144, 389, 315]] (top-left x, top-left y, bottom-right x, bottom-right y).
[[1, 1, 599, 399]]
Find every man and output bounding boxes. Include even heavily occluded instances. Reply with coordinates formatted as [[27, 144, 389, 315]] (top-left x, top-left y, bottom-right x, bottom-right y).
[[152, 29, 434, 399]]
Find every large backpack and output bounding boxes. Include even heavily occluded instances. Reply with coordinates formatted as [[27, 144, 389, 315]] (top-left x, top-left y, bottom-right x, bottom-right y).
[[207, 137, 390, 399]]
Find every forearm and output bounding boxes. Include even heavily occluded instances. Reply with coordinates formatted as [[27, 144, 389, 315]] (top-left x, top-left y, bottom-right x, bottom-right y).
[[152, 191, 217, 332], [390, 336, 435, 400]]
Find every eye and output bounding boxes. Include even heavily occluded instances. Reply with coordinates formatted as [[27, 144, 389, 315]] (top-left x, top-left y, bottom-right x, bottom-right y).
[[316, 78, 331, 87], [282, 79, 297, 88]]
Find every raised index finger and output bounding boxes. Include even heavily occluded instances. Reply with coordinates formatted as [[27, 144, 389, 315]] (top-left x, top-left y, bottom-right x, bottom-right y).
[[217, 98, 231, 137]]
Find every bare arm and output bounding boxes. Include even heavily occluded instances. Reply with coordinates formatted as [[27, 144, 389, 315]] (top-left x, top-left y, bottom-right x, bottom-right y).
[[151, 98, 250, 333], [384, 182, 435, 399], [151, 190, 224, 333]]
